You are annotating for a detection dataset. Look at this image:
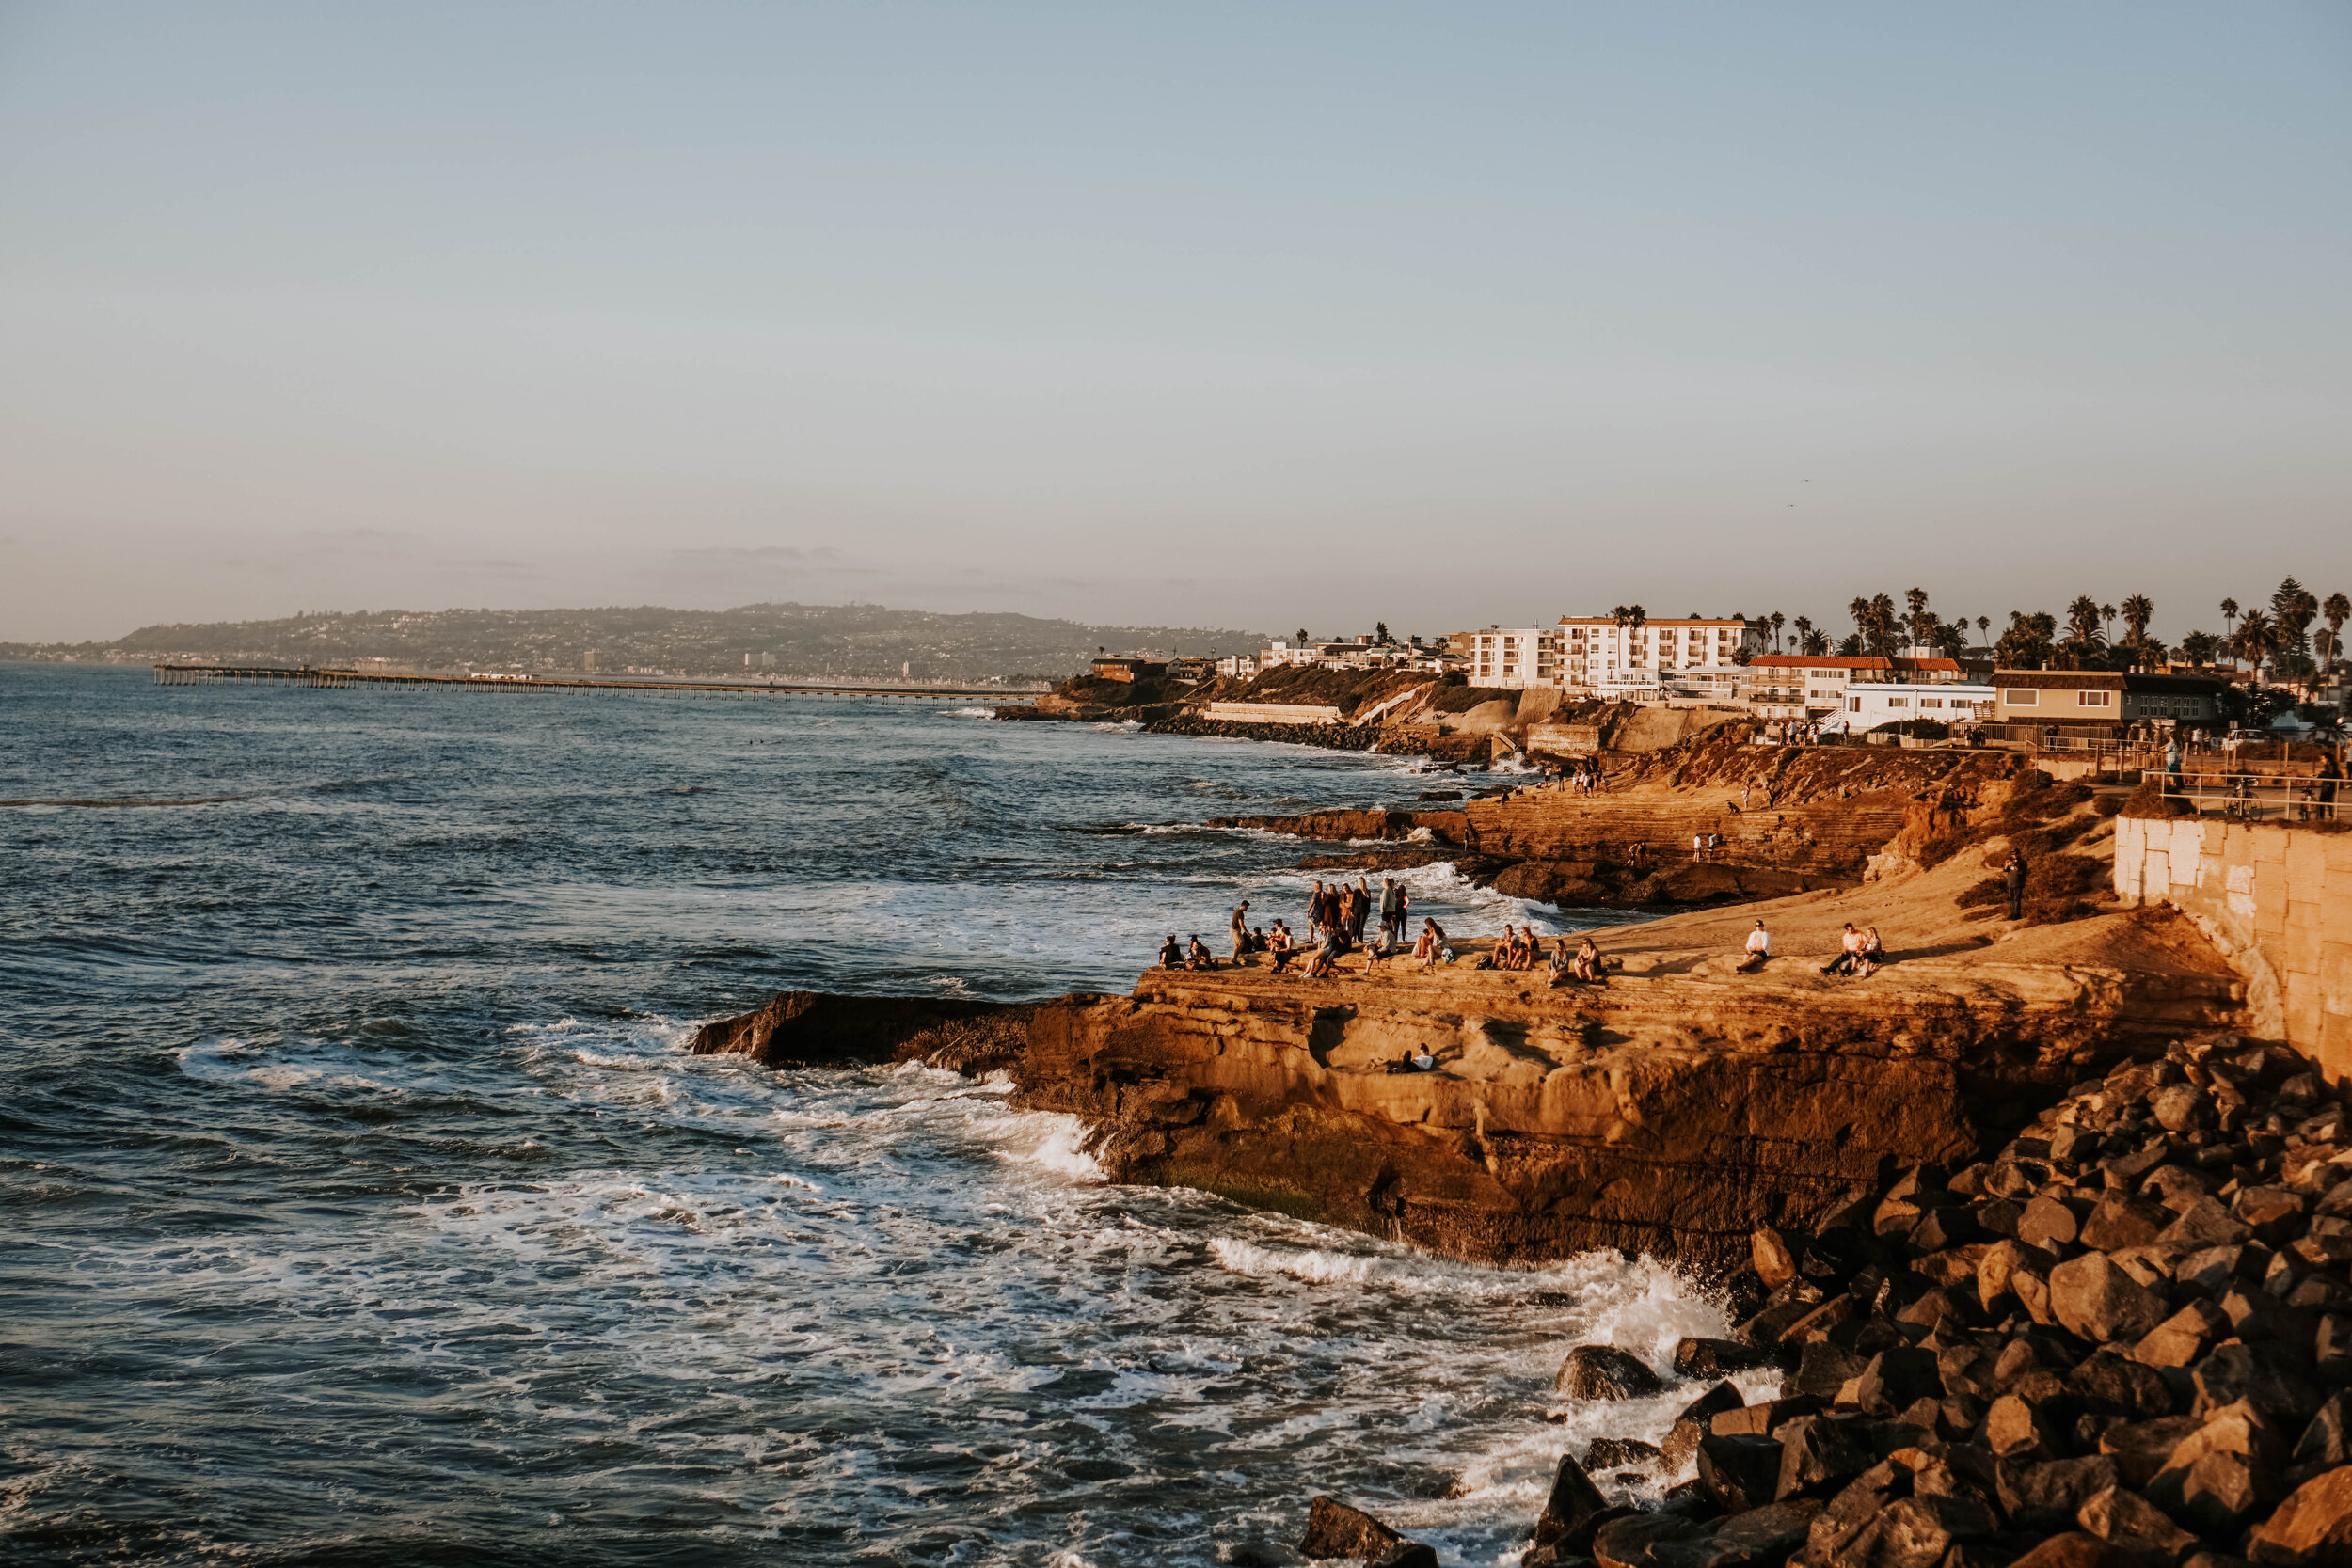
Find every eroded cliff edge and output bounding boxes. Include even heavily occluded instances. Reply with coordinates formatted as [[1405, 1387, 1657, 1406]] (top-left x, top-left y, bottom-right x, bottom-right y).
[[689, 882, 2242, 1270]]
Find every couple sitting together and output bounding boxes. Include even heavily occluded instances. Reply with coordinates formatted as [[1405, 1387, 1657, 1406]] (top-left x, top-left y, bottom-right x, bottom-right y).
[[1475, 924, 1545, 972], [1547, 934, 1611, 988]]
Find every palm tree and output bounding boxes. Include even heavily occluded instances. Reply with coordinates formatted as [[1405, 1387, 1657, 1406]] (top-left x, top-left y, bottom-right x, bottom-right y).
[[2118, 594, 2154, 669], [2325, 592, 2350, 674], [1790, 614, 1815, 654], [1295, 628, 1308, 644], [2219, 598, 2239, 666], [2233, 610, 2278, 684], [2180, 630, 2218, 669], [2271, 577, 2318, 676], [2059, 596, 2106, 668], [1904, 587, 1931, 646], [1769, 610, 1786, 652], [1975, 615, 1990, 648], [2099, 603, 2118, 642]]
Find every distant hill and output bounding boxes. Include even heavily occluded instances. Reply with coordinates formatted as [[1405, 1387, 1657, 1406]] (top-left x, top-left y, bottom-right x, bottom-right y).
[[0, 603, 1268, 684]]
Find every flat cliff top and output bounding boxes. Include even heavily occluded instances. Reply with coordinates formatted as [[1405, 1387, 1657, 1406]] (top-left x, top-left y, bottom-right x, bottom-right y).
[[1141, 835, 2236, 1036]]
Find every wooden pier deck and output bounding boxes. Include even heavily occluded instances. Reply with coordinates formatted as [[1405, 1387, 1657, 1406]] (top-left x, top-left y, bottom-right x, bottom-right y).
[[151, 665, 1041, 702]]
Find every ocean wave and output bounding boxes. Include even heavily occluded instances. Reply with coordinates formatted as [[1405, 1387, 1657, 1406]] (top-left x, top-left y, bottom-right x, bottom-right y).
[[948, 706, 998, 719]]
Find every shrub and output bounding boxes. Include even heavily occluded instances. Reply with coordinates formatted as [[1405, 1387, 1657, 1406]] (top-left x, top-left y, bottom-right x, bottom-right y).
[[2115, 778, 2195, 819]]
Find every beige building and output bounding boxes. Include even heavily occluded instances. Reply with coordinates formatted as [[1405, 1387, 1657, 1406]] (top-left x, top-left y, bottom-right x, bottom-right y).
[[1469, 627, 1558, 688], [1990, 670, 2228, 737]]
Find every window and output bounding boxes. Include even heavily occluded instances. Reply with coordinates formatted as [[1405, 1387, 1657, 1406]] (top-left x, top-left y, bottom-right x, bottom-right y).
[[1850, 697, 1861, 712], [1887, 697, 1909, 708], [2076, 690, 2113, 708], [1921, 698, 1943, 709], [2005, 689, 2040, 706]]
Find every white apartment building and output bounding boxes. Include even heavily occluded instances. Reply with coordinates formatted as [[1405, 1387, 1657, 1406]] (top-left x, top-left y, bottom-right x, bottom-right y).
[[1555, 616, 1759, 696], [1470, 627, 1557, 688]]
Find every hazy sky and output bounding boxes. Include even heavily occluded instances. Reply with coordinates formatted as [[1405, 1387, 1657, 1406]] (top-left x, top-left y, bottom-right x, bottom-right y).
[[2, 3, 2347, 644]]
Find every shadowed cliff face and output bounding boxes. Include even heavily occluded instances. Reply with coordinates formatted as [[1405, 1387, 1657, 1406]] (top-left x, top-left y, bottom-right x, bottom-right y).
[[691, 899, 2244, 1270]]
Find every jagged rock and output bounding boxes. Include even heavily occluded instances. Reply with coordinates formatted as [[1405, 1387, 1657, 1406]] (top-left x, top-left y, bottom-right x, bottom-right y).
[[2068, 1349, 2176, 1418], [1846, 1348, 1943, 1417], [2145, 1164, 2221, 1212], [1558, 1345, 1666, 1400], [1299, 1496, 1423, 1562], [2132, 1301, 2226, 1370], [1754, 1227, 1799, 1290], [1660, 1382, 1746, 1470], [2288, 1392, 2351, 1488], [2193, 1344, 2325, 1425], [1836, 1493, 1998, 1568], [2317, 1315, 2352, 1385], [2149, 1449, 2280, 1538], [2245, 1466, 2352, 1567], [2164, 1196, 2255, 1251], [2100, 1416, 2207, 1487], [1998, 1454, 2124, 1531], [2005, 1531, 2151, 1568], [2077, 1484, 2200, 1563], [1986, 1393, 2064, 1460], [1708, 1497, 1821, 1560], [1782, 1294, 1858, 1347], [2020, 1196, 2087, 1250], [2051, 1254, 2171, 1344], [1526, 1453, 1612, 1564], [1774, 1414, 1874, 1500], [1711, 1395, 1823, 1438], [1697, 1433, 1783, 1513], [2083, 1191, 2178, 1252], [2153, 1085, 2216, 1132], [1676, 1338, 1772, 1378], [1796, 1342, 1870, 1401], [1588, 1437, 1664, 1469], [2235, 1187, 2308, 1243], [1591, 1512, 1744, 1568]]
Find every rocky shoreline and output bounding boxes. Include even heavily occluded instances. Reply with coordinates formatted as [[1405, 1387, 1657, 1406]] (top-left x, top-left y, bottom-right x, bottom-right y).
[[690, 985, 2350, 1565]]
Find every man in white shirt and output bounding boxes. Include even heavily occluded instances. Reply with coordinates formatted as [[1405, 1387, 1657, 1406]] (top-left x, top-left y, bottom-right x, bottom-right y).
[[1822, 923, 1866, 976], [1736, 920, 1771, 974]]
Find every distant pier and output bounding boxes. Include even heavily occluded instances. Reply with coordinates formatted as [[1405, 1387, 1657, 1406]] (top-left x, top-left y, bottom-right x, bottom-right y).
[[152, 665, 1039, 702]]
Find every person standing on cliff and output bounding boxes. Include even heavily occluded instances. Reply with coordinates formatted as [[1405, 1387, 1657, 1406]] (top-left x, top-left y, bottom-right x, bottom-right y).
[[1230, 900, 1251, 964], [1352, 877, 1374, 943], [1378, 878, 1403, 944], [2005, 849, 2028, 920], [1306, 881, 1327, 943]]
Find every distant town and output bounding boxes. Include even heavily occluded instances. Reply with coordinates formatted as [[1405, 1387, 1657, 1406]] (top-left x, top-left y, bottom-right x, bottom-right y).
[[1093, 578, 2348, 743]]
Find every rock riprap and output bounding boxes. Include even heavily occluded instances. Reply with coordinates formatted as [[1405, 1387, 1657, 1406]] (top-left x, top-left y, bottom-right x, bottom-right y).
[[1514, 1030, 2351, 1567]]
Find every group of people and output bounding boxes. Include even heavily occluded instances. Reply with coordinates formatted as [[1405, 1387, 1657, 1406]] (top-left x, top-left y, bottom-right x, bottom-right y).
[[1732, 918, 1887, 977], [1690, 831, 1726, 863], [1304, 877, 1412, 949], [1542, 760, 1602, 796]]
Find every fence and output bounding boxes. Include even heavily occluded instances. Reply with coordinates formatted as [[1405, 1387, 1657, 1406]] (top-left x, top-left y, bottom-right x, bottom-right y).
[[2151, 769, 2343, 824]]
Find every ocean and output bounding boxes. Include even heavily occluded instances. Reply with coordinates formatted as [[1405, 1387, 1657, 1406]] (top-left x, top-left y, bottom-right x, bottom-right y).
[[0, 665, 1745, 1567]]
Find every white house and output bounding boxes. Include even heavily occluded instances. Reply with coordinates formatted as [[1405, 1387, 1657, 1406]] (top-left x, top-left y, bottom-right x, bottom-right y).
[[1832, 681, 1995, 731], [1556, 616, 1760, 696], [1470, 627, 1558, 689]]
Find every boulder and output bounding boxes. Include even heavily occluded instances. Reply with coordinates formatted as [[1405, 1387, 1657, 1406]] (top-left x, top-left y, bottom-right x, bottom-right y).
[[1836, 1493, 1998, 1568], [1592, 1511, 1745, 1568], [2083, 1191, 2178, 1252], [1753, 1227, 1799, 1289], [2068, 1349, 2176, 1418], [1299, 1496, 1423, 1561], [2051, 1253, 2171, 1344], [2288, 1393, 2351, 1488], [1708, 1497, 1821, 1561], [1796, 1342, 1869, 1401], [2099, 1416, 2205, 1487], [1848, 1348, 1943, 1417], [1588, 1437, 1664, 1470], [2077, 1484, 2201, 1564], [2149, 1449, 2279, 1538], [2193, 1344, 2326, 1426], [1558, 1345, 1666, 1401], [2246, 1467, 2352, 1567], [1696, 1432, 1783, 1513], [2153, 1085, 2216, 1132], [2132, 1301, 2226, 1370], [1774, 1414, 1874, 1500], [1526, 1453, 1612, 1562], [1660, 1381, 1746, 1470], [2020, 1195, 2087, 1249], [2004, 1531, 2152, 1568], [1998, 1454, 2124, 1531], [1675, 1337, 1772, 1378], [1986, 1393, 2063, 1460], [2162, 1196, 2254, 1252]]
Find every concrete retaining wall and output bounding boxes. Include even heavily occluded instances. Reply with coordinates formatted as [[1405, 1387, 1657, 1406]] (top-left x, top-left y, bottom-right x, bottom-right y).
[[2113, 815, 2352, 1082], [1202, 702, 1347, 725]]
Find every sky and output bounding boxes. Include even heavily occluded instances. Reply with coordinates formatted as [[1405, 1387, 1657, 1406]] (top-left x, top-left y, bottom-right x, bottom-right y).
[[1, 2, 2347, 645]]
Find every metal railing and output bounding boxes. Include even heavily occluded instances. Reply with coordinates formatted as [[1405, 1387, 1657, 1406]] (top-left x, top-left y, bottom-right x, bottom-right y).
[[2154, 769, 2343, 823]]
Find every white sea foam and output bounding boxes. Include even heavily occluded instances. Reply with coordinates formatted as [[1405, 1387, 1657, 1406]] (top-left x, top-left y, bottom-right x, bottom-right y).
[[948, 706, 998, 718]]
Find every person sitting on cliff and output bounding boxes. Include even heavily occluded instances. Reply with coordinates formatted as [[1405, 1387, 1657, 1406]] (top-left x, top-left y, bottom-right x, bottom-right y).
[[1158, 935, 1184, 970], [1820, 923, 1866, 976], [1735, 920, 1771, 974], [1574, 935, 1607, 983], [1547, 938, 1578, 988], [1303, 940, 1343, 980], [1411, 919, 1441, 970], [1185, 935, 1217, 971], [1513, 927, 1539, 970], [1409, 1046, 1437, 1071], [1855, 927, 1886, 976]]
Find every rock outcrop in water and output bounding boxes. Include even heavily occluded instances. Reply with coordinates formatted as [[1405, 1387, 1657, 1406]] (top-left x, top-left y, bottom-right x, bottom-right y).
[[691, 839, 2244, 1270]]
